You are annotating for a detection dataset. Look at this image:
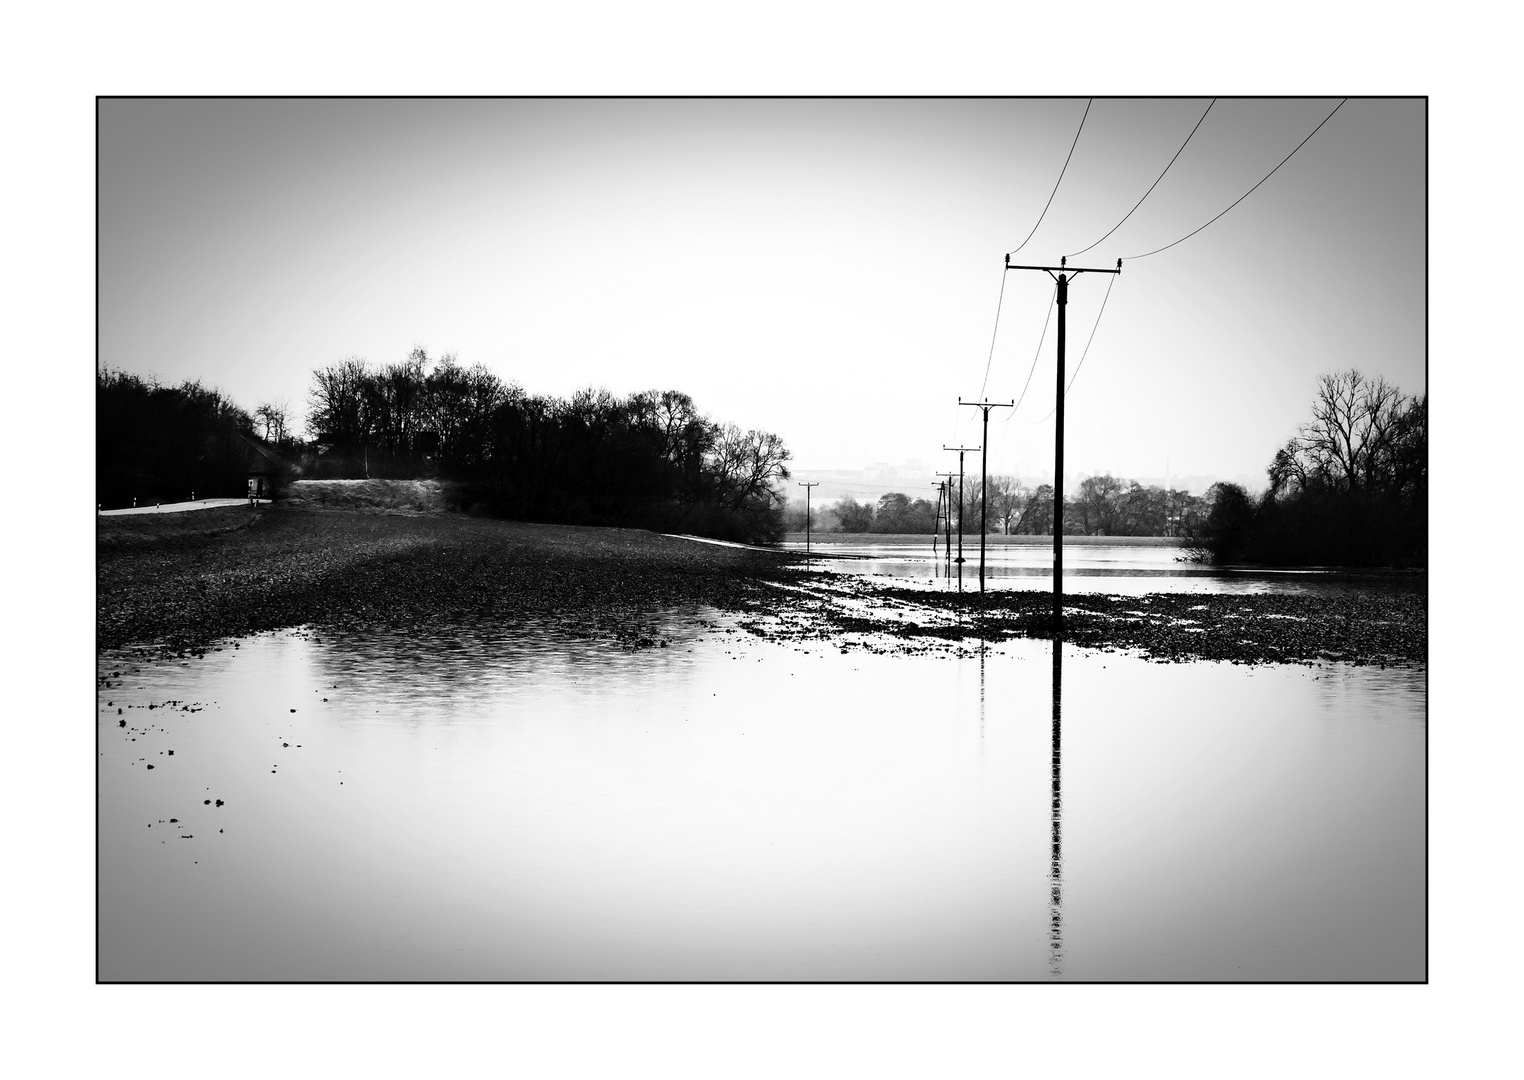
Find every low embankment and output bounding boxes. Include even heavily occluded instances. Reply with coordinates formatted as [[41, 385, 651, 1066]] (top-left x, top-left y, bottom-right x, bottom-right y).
[[281, 478, 460, 514]]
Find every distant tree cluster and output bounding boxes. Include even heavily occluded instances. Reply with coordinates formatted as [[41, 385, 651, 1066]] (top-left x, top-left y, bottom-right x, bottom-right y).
[[1066, 476, 1206, 537], [97, 369, 261, 508], [1193, 370, 1426, 566], [791, 475, 1205, 537], [305, 350, 792, 543], [811, 493, 941, 534]]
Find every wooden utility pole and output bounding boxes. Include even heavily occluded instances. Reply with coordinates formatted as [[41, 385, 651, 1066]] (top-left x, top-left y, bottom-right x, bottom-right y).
[[960, 398, 1014, 593], [1004, 255, 1122, 633], [934, 472, 955, 575], [931, 482, 944, 557], [797, 481, 818, 566], [944, 446, 979, 593]]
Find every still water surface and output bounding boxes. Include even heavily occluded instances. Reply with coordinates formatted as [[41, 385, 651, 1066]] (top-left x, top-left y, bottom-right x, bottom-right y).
[[98, 590, 1424, 981], [784, 539, 1407, 596]]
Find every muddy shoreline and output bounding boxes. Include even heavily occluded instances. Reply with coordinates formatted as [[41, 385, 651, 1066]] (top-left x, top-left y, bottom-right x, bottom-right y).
[[745, 575, 1426, 666], [97, 506, 1425, 667]]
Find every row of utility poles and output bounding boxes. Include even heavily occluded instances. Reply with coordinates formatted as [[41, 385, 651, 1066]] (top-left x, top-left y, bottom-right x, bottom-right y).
[[794, 255, 1120, 638], [936, 256, 1121, 633]]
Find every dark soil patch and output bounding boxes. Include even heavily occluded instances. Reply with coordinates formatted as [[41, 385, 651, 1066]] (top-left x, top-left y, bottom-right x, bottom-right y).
[[97, 505, 796, 658], [734, 573, 1426, 666]]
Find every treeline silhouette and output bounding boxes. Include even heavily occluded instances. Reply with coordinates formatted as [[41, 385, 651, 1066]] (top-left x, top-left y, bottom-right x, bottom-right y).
[[788, 477, 1208, 536], [1193, 370, 1426, 567], [98, 352, 795, 543], [305, 351, 792, 543], [97, 369, 262, 509]]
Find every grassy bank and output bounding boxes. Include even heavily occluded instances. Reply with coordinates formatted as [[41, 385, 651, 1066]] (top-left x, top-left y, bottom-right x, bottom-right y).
[[98, 504, 795, 656], [281, 478, 462, 514]]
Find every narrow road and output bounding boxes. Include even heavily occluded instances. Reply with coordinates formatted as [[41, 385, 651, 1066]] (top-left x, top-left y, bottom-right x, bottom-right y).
[[99, 498, 271, 516]]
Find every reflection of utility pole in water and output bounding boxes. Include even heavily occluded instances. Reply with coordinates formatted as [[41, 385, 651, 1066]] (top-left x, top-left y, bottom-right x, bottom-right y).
[[944, 446, 979, 595], [978, 635, 987, 755], [1049, 637, 1064, 977]]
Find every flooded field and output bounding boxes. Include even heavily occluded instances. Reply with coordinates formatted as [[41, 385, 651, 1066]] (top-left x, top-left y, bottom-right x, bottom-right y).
[[782, 537, 1413, 596], [98, 592, 1424, 982]]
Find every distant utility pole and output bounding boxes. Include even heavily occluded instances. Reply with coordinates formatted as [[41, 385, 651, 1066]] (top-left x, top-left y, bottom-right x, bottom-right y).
[[797, 481, 819, 564], [935, 472, 955, 574], [944, 446, 979, 594], [931, 482, 944, 556], [1004, 255, 1122, 633], [960, 397, 1014, 594]]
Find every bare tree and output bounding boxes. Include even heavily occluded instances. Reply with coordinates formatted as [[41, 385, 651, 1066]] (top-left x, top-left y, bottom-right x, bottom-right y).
[[1018, 484, 1055, 535], [1272, 369, 1409, 496], [1075, 474, 1124, 535], [709, 424, 791, 511], [987, 475, 1026, 533], [255, 400, 289, 444], [307, 357, 369, 442]]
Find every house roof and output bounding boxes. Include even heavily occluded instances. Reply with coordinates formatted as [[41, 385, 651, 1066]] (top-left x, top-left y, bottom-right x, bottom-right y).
[[238, 433, 288, 475]]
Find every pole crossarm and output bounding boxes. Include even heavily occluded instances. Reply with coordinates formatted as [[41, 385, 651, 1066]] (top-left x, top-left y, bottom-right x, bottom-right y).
[[1005, 255, 1123, 277]]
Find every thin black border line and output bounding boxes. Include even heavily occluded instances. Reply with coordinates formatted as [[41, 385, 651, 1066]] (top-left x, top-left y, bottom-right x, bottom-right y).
[[96, 94, 1429, 986], [95, 94, 1427, 102]]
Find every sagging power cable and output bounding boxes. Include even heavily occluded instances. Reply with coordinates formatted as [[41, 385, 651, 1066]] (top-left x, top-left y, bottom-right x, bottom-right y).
[[1032, 273, 1118, 424], [1008, 99, 1092, 256], [1011, 282, 1059, 416], [1066, 99, 1215, 259], [1124, 98, 1347, 261], [976, 270, 1007, 402]]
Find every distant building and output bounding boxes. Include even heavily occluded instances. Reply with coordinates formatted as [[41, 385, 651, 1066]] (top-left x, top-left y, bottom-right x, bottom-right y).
[[237, 434, 289, 501]]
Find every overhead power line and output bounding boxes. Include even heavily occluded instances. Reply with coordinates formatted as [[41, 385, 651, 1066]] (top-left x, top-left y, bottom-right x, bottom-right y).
[[1011, 282, 1059, 416], [1008, 99, 1092, 256], [1032, 273, 1119, 423], [977, 269, 1008, 402], [1066, 99, 1216, 258], [1124, 98, 1347, 261]]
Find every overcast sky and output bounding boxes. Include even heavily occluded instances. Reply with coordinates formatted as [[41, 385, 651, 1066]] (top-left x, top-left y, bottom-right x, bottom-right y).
[[99, 97, 1424, 489]]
